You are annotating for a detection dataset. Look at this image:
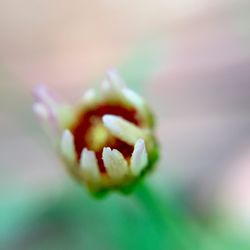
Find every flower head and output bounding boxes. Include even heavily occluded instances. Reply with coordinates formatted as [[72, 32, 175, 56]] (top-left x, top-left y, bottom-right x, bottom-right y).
[[33, 70, 159, 194]]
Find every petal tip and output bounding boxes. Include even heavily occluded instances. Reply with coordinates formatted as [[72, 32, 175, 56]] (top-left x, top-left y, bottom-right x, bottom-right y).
[[80, 148, 101, 182], [32, 103, 48, 120], [106, 69, 125, 87], [130, 138, 148, 176], [102, 114, 117, 126], [102, 147, 128, 180], [102, 115, 144, 145], [61, 129, 77, 164], [82, 88, 98, 104]]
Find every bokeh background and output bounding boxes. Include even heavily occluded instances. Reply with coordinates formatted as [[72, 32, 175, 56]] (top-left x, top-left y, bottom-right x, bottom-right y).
[[1, 0, 250, 249]]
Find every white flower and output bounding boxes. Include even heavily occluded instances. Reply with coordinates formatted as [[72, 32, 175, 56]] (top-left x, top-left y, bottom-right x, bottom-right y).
[[33, 70, 159, 194]]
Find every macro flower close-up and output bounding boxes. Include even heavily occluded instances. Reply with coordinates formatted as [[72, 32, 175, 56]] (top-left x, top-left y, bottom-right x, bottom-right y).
[[33, 71, 158, 194], [1, 1, 250, 249]]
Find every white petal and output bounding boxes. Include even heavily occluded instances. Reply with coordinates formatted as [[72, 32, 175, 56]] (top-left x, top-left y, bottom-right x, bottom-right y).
[[102, 115, 145, 145], [80, 148, 101, 182], [106, 69, 125, 88], [33, 84, 64, 128], [101, 79, 114, 93], [130, 139, 148, 176], [100, 70, 126, 98], [32, 102, 48, 121], [100, 79, 123, 99], [82, 88, 98, 105], [122, 88, 145, 112], [102, 147, 128, 180], [60, 130, 77, 164], [33, 84, 57, 109]]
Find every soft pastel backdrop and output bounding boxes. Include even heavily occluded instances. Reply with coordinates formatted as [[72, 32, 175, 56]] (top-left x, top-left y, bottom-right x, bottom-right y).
[[0, 1, 250, 249]]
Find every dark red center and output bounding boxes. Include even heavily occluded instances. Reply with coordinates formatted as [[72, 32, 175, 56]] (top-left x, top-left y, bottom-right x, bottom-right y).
[[71, 103, 140, 173]]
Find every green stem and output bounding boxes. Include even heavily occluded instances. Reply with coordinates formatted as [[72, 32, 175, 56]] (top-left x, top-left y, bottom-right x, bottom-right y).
[[133, 181, 193, 250]]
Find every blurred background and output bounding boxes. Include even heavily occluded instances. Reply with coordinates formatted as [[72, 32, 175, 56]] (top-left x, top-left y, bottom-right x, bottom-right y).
[[0, 0, 250, 249]]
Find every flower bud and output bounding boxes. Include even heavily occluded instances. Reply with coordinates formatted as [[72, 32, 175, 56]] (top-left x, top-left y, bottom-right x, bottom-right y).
[[33, 71, 159, 194]]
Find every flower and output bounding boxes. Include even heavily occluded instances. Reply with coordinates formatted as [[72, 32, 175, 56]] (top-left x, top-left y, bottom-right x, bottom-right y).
[[33, 70, 159, 194]]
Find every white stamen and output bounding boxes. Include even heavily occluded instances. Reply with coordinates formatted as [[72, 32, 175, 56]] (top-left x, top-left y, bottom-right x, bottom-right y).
[[102, 147, 128, 180], [102, 115, 146, 145], [130, 139, 148, 176]]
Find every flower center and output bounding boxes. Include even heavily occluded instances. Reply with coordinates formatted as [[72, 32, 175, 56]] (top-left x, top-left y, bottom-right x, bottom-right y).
[[71, 103, 141, 173], [86, 119, 109, 152]]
